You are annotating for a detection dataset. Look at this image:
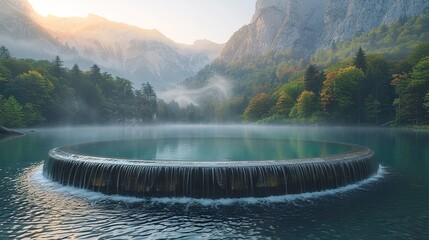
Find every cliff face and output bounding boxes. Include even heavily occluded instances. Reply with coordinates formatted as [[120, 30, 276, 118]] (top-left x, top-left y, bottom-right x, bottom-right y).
[[220, 0, 429, 62]]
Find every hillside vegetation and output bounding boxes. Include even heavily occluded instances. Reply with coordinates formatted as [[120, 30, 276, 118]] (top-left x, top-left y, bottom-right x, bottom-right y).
[[184, 12, 429, 125], [0, 49, 157, 127]]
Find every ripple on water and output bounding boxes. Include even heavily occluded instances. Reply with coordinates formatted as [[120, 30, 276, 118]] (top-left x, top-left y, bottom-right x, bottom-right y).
[[0, 164, 389, 239]]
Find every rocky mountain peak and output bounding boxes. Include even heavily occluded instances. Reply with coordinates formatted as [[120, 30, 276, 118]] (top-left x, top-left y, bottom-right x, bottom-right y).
[[0, 0, 34, 17], [221, 0, 429, 62]]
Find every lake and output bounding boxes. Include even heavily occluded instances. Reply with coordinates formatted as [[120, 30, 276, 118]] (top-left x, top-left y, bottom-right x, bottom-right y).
[[0, 125, 428, 239]]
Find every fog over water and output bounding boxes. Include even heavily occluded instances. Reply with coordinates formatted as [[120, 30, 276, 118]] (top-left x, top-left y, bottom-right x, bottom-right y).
[[158, 75, 232, 107], [1, 125, 428, 239]]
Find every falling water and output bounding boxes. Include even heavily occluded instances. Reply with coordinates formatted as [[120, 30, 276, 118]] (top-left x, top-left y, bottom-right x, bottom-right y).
[[43, 140, 378, 199]]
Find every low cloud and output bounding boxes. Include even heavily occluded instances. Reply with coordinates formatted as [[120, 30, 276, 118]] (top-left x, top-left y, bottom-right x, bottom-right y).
[[159, 75, 232, 107]]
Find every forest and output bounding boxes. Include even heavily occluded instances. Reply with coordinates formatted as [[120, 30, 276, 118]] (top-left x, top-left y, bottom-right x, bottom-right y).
[[1, 12, 429, 127], [0, 45, 210, 127], [240, 45, 429, 125], [185, 12, 429, 126]]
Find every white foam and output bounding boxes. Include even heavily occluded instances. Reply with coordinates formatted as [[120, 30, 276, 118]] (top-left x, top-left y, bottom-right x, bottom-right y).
[[32, 165, 386, 206]]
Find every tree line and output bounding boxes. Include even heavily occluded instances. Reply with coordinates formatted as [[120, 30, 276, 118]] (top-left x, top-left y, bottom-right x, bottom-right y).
[[183, 13, 429, 126], [243, 44, 429, 125], [0, 47, 159, 127], [0, 46, 216, 127], [2, 10, 428, 127]]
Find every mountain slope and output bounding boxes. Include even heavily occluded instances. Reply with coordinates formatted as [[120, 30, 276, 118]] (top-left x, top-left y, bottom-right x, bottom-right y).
[[1, 0, 223, 90], [220, 0, 429, 62], [0, 0, 76, 60], [34, 14, 223, 89]]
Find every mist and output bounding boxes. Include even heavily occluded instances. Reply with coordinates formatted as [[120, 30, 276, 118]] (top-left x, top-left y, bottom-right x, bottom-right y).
[[158, 75, 232, 108]]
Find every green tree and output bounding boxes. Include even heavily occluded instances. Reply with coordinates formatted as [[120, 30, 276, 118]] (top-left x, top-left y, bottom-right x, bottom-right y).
[[365, 54, 394, 122], [424, 92, 429, 114], [8, 70, 54, 108], [112, 77, 135, 120], [303, 65, 325, 94], [135, 82, 157, 122], [408, 43, 429, 67], [321, 66, 365, 122], [391, 73, 413, 124], [142, 82, 156, 101], [0, 46, 11, 59], [143, 82, 157, 119], [90, 64, 101, 77], [409, 56, 429, 122], [391, 57, 429, 124], [22, 103, 44, 126], [354, 47, 367, 73], [0, 65, 11, 95], [0, 95, 24, 127], [364, 95, 381, 124], [276, 80, 305, 101], [51, 55, 65, 78], [186, 103, 198, 122], [276, 61, 295, 82]]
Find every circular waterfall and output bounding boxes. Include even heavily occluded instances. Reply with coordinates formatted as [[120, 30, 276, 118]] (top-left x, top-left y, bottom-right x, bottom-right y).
[[43, 138, 378, 198]]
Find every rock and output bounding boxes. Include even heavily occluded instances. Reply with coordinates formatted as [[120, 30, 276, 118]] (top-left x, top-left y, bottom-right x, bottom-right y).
[[220, 0, 429, 62], [0, 126, 24, 138]]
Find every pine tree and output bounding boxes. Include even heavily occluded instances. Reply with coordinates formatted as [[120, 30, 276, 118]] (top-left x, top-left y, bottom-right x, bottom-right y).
[[52, 55, 65, 77], [303, 65, 324, 94], [0, 46, 11, 59], [354, 47, 367, 73], [141, 82, 157, 120], [90, 64, 102, 82]]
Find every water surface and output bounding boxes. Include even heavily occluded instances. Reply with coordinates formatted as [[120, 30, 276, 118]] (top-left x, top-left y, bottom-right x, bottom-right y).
[[1, 125, 428, 239], [66, 138, 356, 161]]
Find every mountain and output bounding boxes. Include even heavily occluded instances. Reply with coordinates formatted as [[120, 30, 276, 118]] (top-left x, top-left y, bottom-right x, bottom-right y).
[[34, 14, 224, 89], [0, 0, 77, 60], [220, 0, 429, 63], [0, 0, 223, 90]]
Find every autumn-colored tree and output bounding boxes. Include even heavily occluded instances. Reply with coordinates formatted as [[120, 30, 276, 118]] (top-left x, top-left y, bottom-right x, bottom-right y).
[[296, 90, 317, 118], [274, 92, 294, 116], [276, 61, 296, 82], [243, 93, 271, 121]]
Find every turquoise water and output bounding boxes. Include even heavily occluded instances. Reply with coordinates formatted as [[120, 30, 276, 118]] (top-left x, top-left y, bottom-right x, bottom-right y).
[[67, 138, 356, 161], [0, 125, 428, 239]]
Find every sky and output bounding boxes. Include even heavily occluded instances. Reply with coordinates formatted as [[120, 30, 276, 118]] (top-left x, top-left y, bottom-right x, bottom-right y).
[[27, 0, 257, 44]]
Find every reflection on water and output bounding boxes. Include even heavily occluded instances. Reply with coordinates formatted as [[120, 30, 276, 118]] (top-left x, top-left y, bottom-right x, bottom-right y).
[[1, 125, 429, 239], [68, 138, 355, 161]]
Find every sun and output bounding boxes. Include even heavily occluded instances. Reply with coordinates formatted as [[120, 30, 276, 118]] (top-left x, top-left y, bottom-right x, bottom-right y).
[[27, 0, 90, 17]]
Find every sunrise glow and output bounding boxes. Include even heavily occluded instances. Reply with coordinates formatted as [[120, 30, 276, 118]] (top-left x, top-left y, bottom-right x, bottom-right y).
[[27, 0, 256, 44]]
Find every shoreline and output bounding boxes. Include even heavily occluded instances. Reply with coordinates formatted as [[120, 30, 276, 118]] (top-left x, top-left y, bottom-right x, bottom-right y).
[[0, 126, 25, 138]]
